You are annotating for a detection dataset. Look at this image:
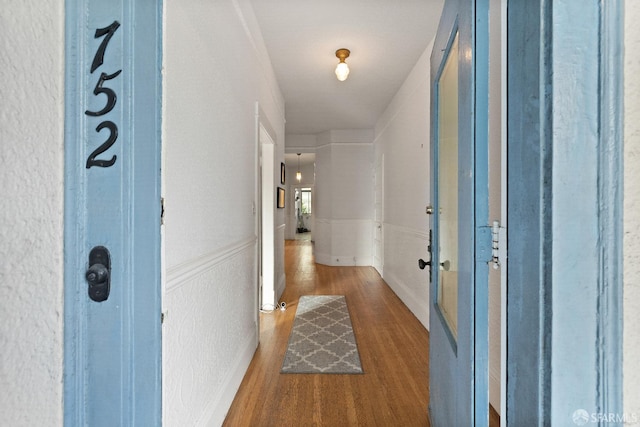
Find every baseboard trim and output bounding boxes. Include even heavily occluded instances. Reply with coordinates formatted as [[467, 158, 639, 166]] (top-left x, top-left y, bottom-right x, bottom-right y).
[[276, 272, 286, 301], [315, 252, 373, 267], [197, 328, 258, 426], [383, 269, 428, 329]]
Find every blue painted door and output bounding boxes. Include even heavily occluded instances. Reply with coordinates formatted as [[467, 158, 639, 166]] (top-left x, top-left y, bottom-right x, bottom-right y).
[[63, 1, 162, 425], [428, 0, 489, 425]]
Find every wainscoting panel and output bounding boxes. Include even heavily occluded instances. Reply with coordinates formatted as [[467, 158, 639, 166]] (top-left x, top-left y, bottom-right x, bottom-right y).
[[382, 224, 430, 328], [163, 238, 258, 426], [314, 219, 373, 266], [314, 219, 331, 260]]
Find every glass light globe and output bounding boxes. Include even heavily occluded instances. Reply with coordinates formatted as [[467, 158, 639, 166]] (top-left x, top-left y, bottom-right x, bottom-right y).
[[335, 62, 350, 81]]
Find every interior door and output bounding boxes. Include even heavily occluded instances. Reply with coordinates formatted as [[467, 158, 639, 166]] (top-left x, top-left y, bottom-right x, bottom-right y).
[[63, 1, 163, 425], [373, 154, 384, 275], [428, 0, 490, 425]]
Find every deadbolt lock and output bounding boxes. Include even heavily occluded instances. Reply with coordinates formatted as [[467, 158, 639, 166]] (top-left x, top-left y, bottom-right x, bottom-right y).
[[86, 246, 111, 302]]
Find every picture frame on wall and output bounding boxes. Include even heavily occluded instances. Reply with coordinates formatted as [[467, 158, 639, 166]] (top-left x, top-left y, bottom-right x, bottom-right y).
[[277, 187, 285, 208], [281, 162, 286, 184]]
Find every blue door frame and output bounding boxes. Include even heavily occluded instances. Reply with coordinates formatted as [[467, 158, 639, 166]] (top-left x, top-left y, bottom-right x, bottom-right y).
[[506, 0, 623, 424], [63, 1, 163, 425]]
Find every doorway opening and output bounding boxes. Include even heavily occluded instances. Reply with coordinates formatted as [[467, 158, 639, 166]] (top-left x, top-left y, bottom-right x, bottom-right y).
[[293, 187, 313, 242], [259, 123, 276, 309]]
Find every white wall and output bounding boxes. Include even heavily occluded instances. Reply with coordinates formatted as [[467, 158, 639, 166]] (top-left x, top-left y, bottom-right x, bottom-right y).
[[286, 134, 318, 150], [314, 143, 333, 258], [314, 130, 374, 266], [0, 1, 65, 425], [373, 44, 431, 328], [162, 0, 285, 425], [624, 1, 640, 419]]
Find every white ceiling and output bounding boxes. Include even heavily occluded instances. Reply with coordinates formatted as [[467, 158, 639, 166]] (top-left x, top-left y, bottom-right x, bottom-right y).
[[250, 0, 444, 137]]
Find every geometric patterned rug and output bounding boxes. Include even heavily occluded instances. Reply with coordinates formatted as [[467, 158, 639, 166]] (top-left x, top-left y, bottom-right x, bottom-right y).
[[281, 295, 363, 374]]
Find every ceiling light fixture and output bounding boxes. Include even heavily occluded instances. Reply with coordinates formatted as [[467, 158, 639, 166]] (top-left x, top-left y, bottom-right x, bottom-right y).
[[296, 153, 302, 181], [335, 48, 350, 81]]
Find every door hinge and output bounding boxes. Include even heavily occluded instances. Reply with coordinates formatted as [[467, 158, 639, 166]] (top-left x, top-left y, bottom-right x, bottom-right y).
[[490, 220, 504, 269]]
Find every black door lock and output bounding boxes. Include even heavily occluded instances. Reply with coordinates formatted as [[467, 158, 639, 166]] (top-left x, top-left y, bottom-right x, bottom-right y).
[[86, 246, 111, 302], [418, 230, 433, 282]]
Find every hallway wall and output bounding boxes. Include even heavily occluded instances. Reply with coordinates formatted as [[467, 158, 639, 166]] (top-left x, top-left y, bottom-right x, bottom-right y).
[[0, 1, 64, 425], [314, 130, 375, 266], [373, 43, 432, 328], [162, 0, 285, 425]]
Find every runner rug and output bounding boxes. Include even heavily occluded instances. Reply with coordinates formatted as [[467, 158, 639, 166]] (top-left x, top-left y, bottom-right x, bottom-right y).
[[281, 295, 363, 374]]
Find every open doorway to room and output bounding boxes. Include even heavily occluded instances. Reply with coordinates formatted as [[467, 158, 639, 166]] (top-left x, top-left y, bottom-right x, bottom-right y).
[[284, 152, 315, 242], [259, 122, 277, 310], [294, 187, 313, 241], [251, 1, 507, 425]]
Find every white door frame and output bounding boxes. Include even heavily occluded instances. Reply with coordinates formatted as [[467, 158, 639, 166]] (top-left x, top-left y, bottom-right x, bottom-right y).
[[258, 115, 277, 310]]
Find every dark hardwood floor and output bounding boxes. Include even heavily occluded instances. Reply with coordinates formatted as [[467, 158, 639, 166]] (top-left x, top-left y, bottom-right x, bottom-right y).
[[223, 239, 499, 426]]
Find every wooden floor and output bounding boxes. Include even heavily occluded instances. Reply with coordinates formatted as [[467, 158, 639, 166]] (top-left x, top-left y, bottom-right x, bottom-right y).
[[223, 239, 499, 426]]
